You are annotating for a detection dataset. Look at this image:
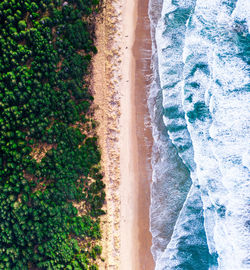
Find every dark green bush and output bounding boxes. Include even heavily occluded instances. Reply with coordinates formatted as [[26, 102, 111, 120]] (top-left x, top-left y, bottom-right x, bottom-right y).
[[0, 0, 104, 269]]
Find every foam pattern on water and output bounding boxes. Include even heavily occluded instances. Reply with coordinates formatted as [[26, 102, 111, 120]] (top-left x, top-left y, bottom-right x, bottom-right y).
[[156, 0, 197, 172], [155, 184, 216, 270], [150, 0, 250, 269], [148, 0, 195, 262], [148, 0, 193, 260]]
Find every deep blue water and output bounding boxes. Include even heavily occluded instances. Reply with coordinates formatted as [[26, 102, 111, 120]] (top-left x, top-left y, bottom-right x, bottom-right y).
[[148, 0, 250, 269]]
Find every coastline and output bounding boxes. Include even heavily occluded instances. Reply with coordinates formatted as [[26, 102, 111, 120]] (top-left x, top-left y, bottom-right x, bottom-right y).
[[132, 0, 154, 268], [92, 0, 154, 268]]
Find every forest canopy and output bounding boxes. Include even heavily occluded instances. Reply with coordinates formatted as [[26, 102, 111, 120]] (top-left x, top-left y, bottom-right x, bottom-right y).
[[0, 0, 105, 269]]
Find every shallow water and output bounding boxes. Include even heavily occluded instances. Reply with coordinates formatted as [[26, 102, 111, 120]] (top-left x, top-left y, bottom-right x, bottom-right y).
[[148, 0, 250, 269]]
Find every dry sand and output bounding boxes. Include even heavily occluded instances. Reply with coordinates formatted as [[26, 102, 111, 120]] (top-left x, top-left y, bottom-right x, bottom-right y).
[[92, 0, 154, 268]]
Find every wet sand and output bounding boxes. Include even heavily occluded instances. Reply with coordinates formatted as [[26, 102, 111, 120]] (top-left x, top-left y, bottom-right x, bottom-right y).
[[133, 0, 155, 268]]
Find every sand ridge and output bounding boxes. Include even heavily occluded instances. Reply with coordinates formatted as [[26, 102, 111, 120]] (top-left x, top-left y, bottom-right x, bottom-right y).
[[92, 0, 123, 268]]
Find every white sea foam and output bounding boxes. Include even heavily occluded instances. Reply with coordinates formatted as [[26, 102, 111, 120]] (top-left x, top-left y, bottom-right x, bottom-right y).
[[181, 0, 250, 268], [148, 0, 193, 263], [149, 0, 250, 269]]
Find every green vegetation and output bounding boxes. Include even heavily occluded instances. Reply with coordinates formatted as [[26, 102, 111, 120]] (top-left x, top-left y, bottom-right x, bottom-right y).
[[0, 0, 105, 269]]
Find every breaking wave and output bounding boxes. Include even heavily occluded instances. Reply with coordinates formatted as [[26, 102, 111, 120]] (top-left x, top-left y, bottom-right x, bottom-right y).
[[149, 0, 250, 269]]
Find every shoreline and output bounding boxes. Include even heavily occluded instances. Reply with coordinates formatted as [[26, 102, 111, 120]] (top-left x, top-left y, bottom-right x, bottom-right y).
[[92, 0, 154, 268], [132, 0, 154, 268], [120, 0, 154, 268]]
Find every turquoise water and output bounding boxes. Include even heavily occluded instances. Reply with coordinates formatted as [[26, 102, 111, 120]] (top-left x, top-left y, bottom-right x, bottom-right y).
[[149, 0, 250, 269]]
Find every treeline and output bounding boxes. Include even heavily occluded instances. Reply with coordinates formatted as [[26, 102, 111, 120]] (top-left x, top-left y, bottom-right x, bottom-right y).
[[0, 0, 105, 269]]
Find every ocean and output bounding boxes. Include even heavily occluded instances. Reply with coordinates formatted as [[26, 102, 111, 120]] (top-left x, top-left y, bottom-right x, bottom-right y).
[[148, 0, 250, 269]]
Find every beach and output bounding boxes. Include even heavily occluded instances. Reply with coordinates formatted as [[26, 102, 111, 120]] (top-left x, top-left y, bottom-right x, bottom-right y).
[[92, 0, 154, 268]]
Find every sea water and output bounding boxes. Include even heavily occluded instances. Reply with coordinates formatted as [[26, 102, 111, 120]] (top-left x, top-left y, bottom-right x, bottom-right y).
[[148, 0, 250, 269]]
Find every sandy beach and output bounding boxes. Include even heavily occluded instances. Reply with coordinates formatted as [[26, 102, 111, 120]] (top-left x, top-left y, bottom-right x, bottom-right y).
[[92, 0, 154, 268]]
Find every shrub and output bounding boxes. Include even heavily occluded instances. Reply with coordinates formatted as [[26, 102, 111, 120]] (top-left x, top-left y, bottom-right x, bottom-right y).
[[0, 0, 105, 268]]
